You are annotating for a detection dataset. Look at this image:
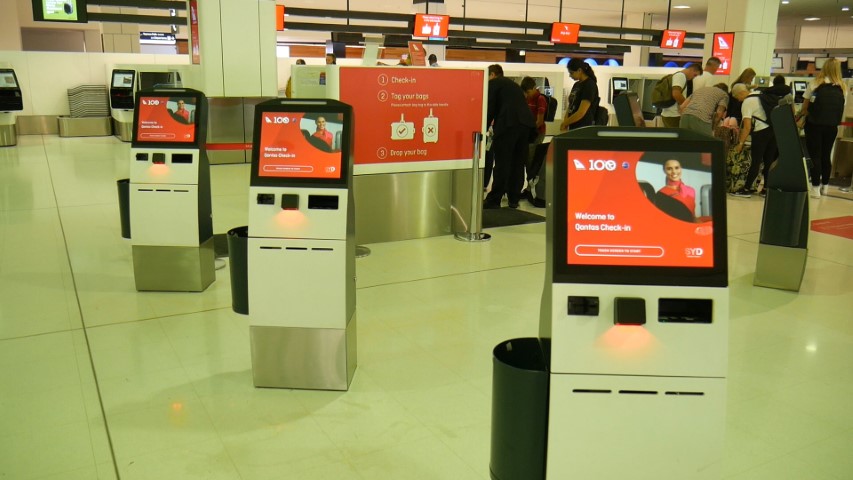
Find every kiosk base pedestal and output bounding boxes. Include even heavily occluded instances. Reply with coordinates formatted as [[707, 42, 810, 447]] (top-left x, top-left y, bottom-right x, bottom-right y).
[[132, 238, 215, 292], [113, 119, 132, 142], [0, 124, 16, 147], [250, 317, 357, 391], [754, 244, 807, 291]]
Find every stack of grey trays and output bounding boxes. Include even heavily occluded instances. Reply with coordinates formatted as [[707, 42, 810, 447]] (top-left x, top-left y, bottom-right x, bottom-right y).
[[67, 85, 110, 118]]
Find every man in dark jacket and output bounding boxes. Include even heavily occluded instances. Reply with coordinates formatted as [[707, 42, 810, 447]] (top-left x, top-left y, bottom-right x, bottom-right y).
[[484, 64, 536, 209]]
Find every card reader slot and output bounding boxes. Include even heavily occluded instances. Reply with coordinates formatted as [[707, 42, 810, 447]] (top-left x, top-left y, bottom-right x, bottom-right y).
[[156, 189, 171, 192], [138, 189, 154, 192], [658, 298, 713, 324], [174, 189, 189, 193], [259, 246, 282, 250], [618, 390, 658, 395], [312, 248, 334, 252], [171, 153, 193, 164], [665, 391, 705, 397], [286, 247, 308, 251], [308, 195, 339, 210]]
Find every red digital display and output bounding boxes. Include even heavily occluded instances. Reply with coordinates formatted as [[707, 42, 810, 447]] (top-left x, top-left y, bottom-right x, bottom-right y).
[[258, 112, 343, 179], [660, 30, 686, 49], [566, 150, 714, 268], [712, 32, 734, 75], [551, 23, 580, 44], [414, 14, 449, 39], [135, 96, 197, 143]]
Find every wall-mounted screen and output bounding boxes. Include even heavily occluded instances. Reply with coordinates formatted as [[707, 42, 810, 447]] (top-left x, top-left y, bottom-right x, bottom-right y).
[[134, 96, 198, 144], [31, 0, 88, 23], [660, 30, 686, 49], [0, 70, 19, 89], [712, 32, 734, 75], [551, 23, 580, 44], [111, 71, 135, 89], [771, 57, 783, 69], [793, 81, 807, 103], [413, 14, 449, 39], [256, 112, 344, 180], [815, 57, 828, 69]]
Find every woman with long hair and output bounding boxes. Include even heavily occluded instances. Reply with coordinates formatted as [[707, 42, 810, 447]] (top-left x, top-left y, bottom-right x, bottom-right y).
[[796, 58, 849, 198], [560, 58, 599, 131]]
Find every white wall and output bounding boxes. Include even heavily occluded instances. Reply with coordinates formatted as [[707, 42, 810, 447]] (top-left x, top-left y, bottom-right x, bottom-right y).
[[0, 51, 189, 115]]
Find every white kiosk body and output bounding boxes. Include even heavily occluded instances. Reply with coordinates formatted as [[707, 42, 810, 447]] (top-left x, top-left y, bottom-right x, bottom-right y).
[[542, 128, 729, 479], [247, 99, 356, 391], [0, 68, 24, 147], [129, 89, 214, 291]]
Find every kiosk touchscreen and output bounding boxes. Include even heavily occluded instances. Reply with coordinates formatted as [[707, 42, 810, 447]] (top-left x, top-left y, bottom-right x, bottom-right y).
[[129, 88, 213, 291], [542, 128, 728, 479], [793, 80, 807, 104], [110, 69, 135, 110], [247, 99, 356, 391], [609, 76, 628, 104]]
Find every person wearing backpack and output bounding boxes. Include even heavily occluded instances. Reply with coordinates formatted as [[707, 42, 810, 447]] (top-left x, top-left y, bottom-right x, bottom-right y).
[[795, 58, 849, 199], [730, 84, 779, 198], [654, 64, 702, 128]]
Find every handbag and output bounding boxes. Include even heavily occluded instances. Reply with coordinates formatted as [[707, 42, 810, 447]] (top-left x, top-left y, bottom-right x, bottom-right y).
[[726, 145, 751, 193]]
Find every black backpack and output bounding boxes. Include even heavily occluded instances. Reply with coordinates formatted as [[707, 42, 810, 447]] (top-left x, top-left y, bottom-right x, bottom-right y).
[[747, 92, 782, 128], [808, 83, 845, 126], [544, 95, 559, 122]]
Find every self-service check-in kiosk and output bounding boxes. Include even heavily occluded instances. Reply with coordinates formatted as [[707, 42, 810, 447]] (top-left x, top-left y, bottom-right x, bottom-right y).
[[538, 128, 729, 478], [247, 99, 356, 390], [793, 81, 807, 105], [610, 77, 629, 104], [111, 69, 136, 141], [0, 68, 24, 147], [129, 88, 214, 291]]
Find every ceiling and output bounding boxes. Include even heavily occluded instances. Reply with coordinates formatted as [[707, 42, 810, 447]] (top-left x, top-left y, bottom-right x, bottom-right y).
[[281, 0, 853, 36]]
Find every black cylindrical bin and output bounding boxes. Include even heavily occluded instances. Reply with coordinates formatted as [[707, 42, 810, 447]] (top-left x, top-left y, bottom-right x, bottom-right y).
[[227, 226, 249, 315], [116, 178, 131, 239], [490, 337, 549, 480]]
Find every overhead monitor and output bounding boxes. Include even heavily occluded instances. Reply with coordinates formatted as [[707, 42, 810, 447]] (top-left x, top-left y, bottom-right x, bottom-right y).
[[815, 57, 828, 69], [712, 32, 735, 75], [31, 0, 88, 23], [111, 70, 135, 89], [251, 100, 353, 187], [413, 14, 449, 39], [551, 128, 727, 287], [0, 69, 20, 89], [771, 57, 783, 69], [276, 5, 285, 31], [132, 91, 203, 147], [550, 23, 580, 44], [660, 30, 686, 49]]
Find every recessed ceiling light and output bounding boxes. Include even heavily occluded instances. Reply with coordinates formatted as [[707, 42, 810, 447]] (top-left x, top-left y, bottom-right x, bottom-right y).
[[781, 0, 789, 3], [842, 6, 851, 11], [673, 5, 691, 9], [804, 17, 820, 21]]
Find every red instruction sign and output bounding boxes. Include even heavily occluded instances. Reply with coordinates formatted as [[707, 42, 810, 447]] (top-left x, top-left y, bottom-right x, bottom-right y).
[[811, 216, 853, 240], [339, 67, 484, 165]]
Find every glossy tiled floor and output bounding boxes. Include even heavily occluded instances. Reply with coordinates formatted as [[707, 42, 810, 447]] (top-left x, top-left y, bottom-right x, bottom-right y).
[[1, 135, 851, 479]]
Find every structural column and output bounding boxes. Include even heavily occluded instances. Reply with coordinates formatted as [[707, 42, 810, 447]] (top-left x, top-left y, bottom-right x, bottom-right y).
[[192, 0, 277, 97], [704, 0, 780, 80]]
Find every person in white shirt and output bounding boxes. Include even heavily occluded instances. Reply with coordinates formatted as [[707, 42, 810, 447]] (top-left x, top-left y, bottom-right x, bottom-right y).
[[692, 57, 721, 91], [659, 64, 702, 128], [730, 84, 777, 198]]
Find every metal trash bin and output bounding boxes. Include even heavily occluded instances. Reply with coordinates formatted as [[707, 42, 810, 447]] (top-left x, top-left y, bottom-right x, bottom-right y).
[[490, 337, 549, 480], [227, 226, 249, 315], [116, 178, 130, 239]]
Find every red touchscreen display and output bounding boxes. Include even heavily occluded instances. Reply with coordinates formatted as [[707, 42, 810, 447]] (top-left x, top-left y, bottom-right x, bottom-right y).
[[135, 96, 196, 143], [566, 150, 714, 268], [258, 112, 343, 179]]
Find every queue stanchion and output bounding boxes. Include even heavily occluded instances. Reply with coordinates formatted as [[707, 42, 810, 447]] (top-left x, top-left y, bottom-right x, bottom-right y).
[[455, 131, 491, 242]]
